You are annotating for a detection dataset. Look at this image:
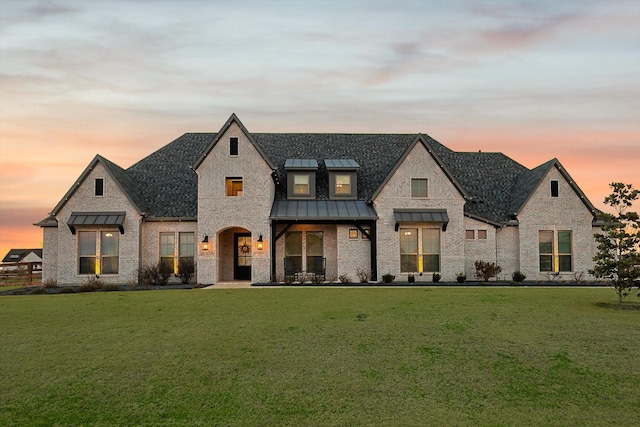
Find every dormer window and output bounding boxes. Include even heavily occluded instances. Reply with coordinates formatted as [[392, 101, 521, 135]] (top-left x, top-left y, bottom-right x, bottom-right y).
[[293, 174, 310, 195], [285, 159, 318, 199], [335, 175, 352, 195], [326, 159, 359, 200]]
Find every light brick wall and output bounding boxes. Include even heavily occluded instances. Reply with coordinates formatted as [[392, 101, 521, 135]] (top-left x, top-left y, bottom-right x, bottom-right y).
[[463, 217, 499, 279], [496, 226, 520, 279], [41, 227, 58, 283], [336, 224, 371, 282], [53, 162, 142, 285], [373, 142, 466, 282], [517, 166, 596, 281], [140, 221, 198, 282], [196, 122, 274, 284]]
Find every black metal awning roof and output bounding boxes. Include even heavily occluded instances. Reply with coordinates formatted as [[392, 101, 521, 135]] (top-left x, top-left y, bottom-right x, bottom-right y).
[[270, 200, 377, 221], [394, 209, 449, 231], [67, 212, 126, 234]]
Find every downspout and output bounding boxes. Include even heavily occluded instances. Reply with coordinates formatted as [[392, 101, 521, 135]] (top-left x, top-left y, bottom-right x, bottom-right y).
[[370, 220, 377, 281], [271, 220, 277, 279]]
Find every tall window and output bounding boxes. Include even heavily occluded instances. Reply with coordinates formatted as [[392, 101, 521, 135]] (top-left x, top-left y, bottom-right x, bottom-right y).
[[306, 232, 323, 274], [539, 230, 572, 272], [551, 180, 559, 197], [230, 137, 238, 155], [539, 231, 554, 272], [160, 232, 175, 270], [411, 179, 428, 198], [285, 231, 302, 273], [400, 228, 418, 272], [78, 231, 118, 275], [293, 174, 310, 195], [100, 232, 119, 274], [226, 178, 243, 196], [335, 174, 352, 195], [400, 228, 440, 273], [558, 231, 572, 272], [422, 228, 440, 272], [179, 232, 195, 264], [95, 178, 104, 196], [79, 231, 97, 274]]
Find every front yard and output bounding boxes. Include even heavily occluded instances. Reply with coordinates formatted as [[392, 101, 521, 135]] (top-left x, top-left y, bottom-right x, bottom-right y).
[[1, 288, 638, 425]]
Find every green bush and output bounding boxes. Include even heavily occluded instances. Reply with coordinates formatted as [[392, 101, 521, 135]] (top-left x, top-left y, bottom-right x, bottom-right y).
[[512, 271, 526, 282], [382, 273, 396, 283], [178, 258, 195, 284], [456, 273, 466, 283], [432, 273, 441, 283]]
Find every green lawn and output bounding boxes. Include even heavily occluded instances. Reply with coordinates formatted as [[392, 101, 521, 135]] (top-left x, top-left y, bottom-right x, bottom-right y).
[[1, 288, 638, 426]]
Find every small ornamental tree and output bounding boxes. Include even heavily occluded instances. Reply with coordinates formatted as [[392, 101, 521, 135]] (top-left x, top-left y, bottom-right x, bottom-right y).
[[589, 182, 640, 303]]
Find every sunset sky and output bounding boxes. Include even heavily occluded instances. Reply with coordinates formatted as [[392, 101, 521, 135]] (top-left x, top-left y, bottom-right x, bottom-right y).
[[1, 0, 639, 259]]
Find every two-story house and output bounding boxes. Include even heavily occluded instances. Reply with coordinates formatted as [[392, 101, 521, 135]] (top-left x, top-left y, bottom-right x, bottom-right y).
[[36, 114, 602, 285]]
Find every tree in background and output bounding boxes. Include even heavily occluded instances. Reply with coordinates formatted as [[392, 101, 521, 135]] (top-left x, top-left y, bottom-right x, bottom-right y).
[[590, 182, 640, 303]]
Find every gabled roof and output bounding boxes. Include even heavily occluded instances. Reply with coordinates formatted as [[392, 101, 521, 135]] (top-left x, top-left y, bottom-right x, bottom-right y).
[[42, 114, 600, 226], [511, 158, 599, 217], [51, 154, 145, 216], [2, 249, 42, 263], [193, 113, 275, 170]]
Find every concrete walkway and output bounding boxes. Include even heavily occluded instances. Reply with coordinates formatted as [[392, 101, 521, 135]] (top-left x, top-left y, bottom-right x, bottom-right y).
[[203, 281, 252, 289]]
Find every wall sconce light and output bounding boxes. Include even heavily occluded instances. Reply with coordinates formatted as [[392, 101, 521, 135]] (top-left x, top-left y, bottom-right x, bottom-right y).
[[256, 234, 264, 251], [201, 235, 209, 251]]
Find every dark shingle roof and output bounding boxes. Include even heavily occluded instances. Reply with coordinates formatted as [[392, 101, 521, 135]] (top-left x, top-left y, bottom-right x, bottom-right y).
[[2, 249, 42, 263], [252, 133, 417, 201], [127, 133, 213, 218], [54, 119, 595, 226]]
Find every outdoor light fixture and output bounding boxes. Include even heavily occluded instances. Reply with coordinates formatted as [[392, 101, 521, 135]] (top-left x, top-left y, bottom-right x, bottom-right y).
[[256, 234, 264, 251], [201, 235, 209, 251]]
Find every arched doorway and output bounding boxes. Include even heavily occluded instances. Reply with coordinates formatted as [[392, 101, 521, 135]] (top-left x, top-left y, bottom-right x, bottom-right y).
[[218, 227, 252, 281]]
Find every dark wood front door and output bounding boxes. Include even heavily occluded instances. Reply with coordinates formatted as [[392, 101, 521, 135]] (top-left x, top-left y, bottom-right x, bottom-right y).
[[234, 233, 251, 280]]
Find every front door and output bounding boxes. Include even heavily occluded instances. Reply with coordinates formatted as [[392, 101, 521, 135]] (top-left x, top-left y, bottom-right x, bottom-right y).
[[234, 233, 251, 280]]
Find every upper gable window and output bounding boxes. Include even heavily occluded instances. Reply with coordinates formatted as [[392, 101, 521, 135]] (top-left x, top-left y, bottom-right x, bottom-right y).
[[551, 180, 559, 197], [226, 177, 243, 196], [285, 159, 317, 199], [411, 178, 428, 198], [230, 137, 238, 156], [95, 178, 104, 196], [326, 159, 359, 200]]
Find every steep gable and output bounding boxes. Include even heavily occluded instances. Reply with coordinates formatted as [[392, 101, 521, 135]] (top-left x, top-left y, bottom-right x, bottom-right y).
[[51, 155, 145, 216], [512, 158, 599, 218]]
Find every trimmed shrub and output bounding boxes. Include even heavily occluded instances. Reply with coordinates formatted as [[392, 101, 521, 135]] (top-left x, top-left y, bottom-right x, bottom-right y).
[[456, 273, 467, 283], [408, 273, 415, 283], [432, 273, 441, 283], [512, 271, 526, 282], [382, 273, 395, 283]]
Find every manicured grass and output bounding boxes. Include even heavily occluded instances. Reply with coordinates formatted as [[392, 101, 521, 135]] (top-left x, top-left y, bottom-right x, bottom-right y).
[[1, 288, 638, 426]]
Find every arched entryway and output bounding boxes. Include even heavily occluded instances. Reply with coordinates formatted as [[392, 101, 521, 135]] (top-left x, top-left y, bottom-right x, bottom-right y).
[[217, 227, 252, 281]]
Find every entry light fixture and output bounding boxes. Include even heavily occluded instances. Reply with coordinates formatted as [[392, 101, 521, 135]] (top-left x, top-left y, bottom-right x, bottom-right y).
[[256, 234, 264, 251], [201, 235, 209, 251]]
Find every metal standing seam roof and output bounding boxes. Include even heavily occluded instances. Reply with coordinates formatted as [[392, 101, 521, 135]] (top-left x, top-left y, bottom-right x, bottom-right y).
[[284, 159, 319, 169], [68, 212, 126, 225], [324, 159, 360, 169], [393, 209, 450, 230], [270, 200, 377, 220]]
